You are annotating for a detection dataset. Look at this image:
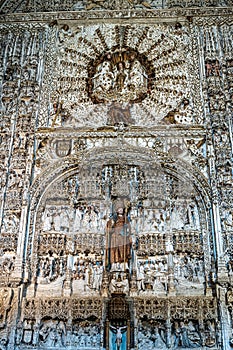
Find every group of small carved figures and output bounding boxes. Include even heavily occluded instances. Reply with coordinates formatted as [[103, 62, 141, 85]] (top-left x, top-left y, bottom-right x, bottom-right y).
[[205, 60, 221, 77], [16, 319, 101, 348], [37, 199, 204, 296], [138, 320, 220, 349], [38, 254, 104, 292], [41, 200, 200, 235], [136, 255, 204, 293], [0, 17, 233, 350], [12, 317, 220, 349]]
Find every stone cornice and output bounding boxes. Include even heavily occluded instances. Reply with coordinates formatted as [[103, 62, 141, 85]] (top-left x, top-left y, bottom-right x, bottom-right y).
[[0, 6, 233, 24], [35, 125, 206, 139]]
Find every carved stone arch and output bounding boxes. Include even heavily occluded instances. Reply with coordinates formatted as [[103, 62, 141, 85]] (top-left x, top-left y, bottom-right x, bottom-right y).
[[29, 143, 211, 229], [27, 143, 213, 291], [29, 144, 212, 231]]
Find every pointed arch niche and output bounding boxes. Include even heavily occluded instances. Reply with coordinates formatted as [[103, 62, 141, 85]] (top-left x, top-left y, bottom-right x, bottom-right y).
[[26, 143, 213, 300]]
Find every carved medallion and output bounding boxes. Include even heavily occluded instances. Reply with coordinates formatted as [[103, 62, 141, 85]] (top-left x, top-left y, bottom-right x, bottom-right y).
[[54, 140, 71, 157], [88, 48, 155, 104]]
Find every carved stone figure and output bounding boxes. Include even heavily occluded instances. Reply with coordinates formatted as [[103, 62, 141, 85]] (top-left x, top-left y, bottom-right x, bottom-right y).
[[110, 325, 127, 350], [107, 102, 135, 126], [204, 321, 216, 347], [0, 288, 13, 326], [93, 263, 103, 291], [152, 326, 167, 349], [106, 205, 132, 271], [137, 263, 145, 291], [39, 320, 66, 347], [0, 2, 232, 350]]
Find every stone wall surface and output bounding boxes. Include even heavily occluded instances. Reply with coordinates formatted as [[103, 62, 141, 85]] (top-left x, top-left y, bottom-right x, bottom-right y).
[[0, 0, 233, 349]]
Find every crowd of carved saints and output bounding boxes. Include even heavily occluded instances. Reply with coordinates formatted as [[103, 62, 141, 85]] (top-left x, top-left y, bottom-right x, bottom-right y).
[[0, 0, 233, 349]]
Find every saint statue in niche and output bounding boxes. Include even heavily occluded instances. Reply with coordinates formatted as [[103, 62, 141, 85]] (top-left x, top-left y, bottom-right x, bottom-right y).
[[106, 203, 132, 271]]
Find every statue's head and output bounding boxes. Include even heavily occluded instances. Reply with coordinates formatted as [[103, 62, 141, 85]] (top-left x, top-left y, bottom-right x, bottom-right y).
[[116, 207, 124, 215], [114, 200, 125, 214]]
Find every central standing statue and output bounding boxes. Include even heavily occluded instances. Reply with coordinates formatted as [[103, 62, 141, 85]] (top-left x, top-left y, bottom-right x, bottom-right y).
[[106, 203, 132, 271]]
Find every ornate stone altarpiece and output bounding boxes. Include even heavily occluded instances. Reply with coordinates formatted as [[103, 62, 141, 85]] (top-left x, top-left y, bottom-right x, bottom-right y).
[[0, 0, 233, 349]]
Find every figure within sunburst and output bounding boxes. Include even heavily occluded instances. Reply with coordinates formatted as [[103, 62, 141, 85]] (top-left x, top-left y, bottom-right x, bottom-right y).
[[54, 23, 190, 128]]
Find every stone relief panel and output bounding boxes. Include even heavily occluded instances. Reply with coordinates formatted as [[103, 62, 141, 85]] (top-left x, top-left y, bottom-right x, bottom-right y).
[[38, 23, 200, 128], [0, 0, 162, 13], [0, 8, 232, 350], [17, 318, 101, 349], [0, 24, 47, 286], [15, 297, 103, 349], [27, 146, 213, 303], [0, 0, 232, 14], [33, 133, 208, 181], [137, 318, 220, 349], [196, 20, 233, 286], [136, 297, 220, 349]]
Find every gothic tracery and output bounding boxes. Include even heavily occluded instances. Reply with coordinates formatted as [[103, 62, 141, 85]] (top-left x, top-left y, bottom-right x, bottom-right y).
[[0, 0, 233, 349]]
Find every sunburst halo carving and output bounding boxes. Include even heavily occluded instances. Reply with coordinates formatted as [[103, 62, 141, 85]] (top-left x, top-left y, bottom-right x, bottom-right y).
[[52, 24, 191, 128]]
